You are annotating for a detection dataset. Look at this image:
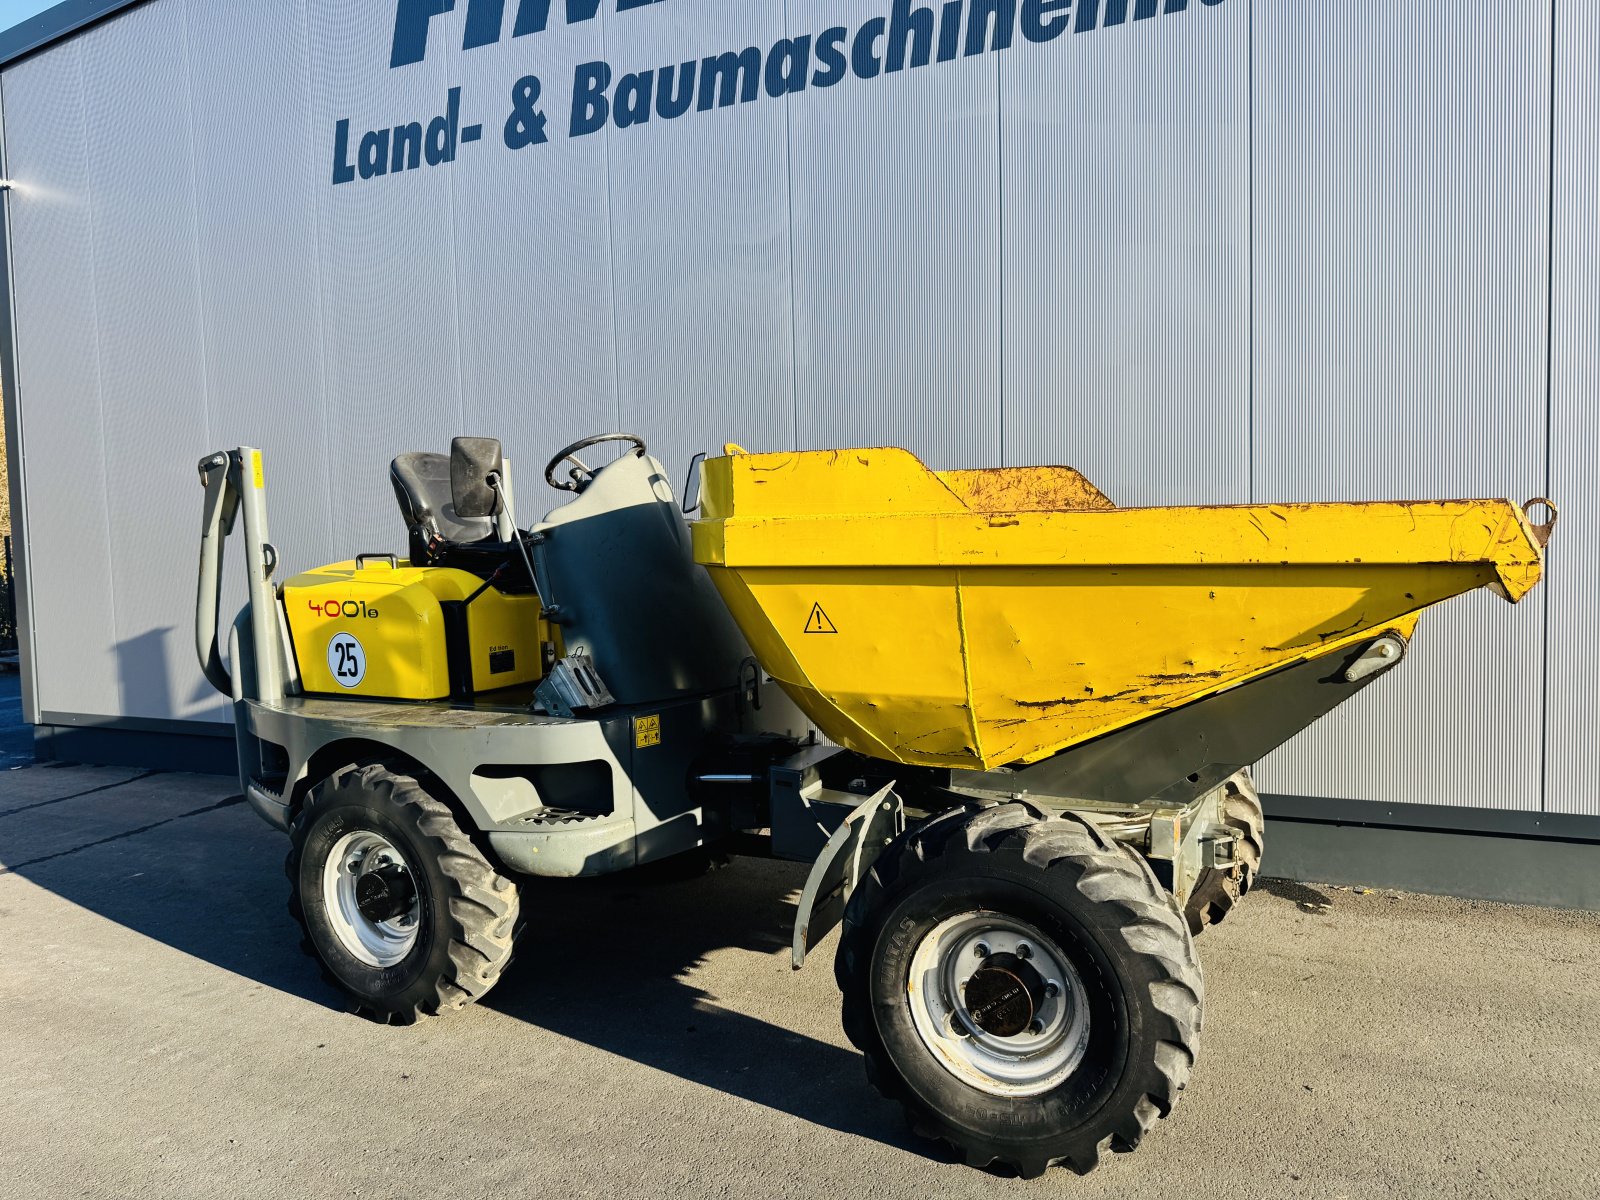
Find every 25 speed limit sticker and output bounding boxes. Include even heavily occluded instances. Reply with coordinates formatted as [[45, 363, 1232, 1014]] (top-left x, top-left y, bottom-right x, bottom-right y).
[[327, 632, 367, 688]]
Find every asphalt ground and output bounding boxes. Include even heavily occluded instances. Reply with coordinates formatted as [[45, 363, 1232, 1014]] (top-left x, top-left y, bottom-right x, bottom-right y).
[[1, 762, 1596, 1200]]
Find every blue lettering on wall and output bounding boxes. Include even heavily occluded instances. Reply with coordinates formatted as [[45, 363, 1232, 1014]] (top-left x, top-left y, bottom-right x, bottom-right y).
[[1021, 0, 1073, 43], [764, 37, 811, 99], [697, 49, 762, 112], [852, 19, 886, 80], [392, 0, 666, 68], [334, 88, 476, 184], [345, 0, 1226, 185], [887, 1, 935, 73], [569, 61, 611, 137], [811, 27, 849, 89], [391, 0, 453, 70]]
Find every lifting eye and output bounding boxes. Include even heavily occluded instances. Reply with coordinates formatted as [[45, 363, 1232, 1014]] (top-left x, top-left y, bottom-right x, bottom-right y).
[[1522, 497, 1558, 547]]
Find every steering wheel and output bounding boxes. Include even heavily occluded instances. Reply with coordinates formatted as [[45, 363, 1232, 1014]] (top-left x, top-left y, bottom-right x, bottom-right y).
[[543, 433, 648, 493]]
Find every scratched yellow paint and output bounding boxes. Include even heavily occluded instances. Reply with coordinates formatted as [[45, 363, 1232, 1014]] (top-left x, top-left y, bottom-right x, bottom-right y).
[[692, 447, 1548, 772]]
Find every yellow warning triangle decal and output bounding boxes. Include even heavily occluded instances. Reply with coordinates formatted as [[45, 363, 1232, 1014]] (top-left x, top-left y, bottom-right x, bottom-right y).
[[804, 602, 837, 634]]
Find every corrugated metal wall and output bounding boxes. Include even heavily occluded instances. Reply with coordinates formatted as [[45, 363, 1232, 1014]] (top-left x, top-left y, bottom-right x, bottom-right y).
[[1249, 4, 1552, 810], [1546, 0, 1600, 817], [2, 0, 1592, 817]]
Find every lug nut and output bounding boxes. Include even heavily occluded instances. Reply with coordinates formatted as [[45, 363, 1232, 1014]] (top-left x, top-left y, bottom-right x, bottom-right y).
[[1016, 942, 1032, 960], [1045, 980, 1060, 999], [974, 942, 991, 959], [1029, 1020, 1044, 1035]]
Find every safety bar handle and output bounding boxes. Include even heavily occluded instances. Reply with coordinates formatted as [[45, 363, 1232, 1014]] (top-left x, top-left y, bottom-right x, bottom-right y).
[[195, 452, 238, 696]]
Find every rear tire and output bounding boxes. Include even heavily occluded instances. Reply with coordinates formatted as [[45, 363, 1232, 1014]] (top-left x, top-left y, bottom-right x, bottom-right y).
[[1184, 773, 1265, 936], [836, 803, 1203, 1178], [287, 762, 519, 1024]]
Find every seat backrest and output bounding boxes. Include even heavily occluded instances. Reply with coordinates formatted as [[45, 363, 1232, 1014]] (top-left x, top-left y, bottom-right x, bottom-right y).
[[389, 451, 496, 564]]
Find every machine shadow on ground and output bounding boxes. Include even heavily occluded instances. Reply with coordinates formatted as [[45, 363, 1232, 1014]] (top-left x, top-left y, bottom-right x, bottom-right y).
[[482, 860, 938, 1159], [3, 786, 931, 1159], [2, 789, 347, 1011], [1255, 877, 1337, 912]]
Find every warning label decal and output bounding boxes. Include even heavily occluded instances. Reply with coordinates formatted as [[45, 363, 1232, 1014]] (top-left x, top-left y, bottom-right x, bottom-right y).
[[804, 603, 837, 635], [635, 713, 661, 748]]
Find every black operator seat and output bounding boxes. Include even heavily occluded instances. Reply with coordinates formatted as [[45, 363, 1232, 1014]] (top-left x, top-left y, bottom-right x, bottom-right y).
[[389, 451, 499, 568]]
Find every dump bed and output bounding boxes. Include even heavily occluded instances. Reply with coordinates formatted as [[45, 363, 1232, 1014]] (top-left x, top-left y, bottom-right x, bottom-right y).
[[691, 447, 1548, 772]]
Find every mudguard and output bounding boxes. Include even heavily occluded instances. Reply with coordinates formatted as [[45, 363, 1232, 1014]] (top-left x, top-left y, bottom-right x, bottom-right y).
[[792, 783, 904, 969]]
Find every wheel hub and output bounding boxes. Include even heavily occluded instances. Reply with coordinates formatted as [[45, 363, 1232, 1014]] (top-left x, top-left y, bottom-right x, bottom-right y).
[[321, 830, 421, 968], [355, 863, 417, 923], [963, 953, 1046, 1038], [907, 912, 1093, 1097]]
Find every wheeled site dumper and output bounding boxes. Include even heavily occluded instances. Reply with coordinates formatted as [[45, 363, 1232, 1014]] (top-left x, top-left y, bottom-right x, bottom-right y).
[[195, 433, 1554, 1177]]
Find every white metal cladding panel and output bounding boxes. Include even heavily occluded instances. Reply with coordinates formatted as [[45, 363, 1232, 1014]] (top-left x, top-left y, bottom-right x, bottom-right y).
[[1, 43, 120, 719], [1251, 5, 1552, 810], [78, 4, 217, 724], [184, 0, 335, 604], [0, 0, 1581, 825], [1000, 2, 1248, 504], [603, 0, 796, 474], [1545, 0, 1599, 817], [445, 11, 620, 476], [786, 0, 1001, 471], [305, 1, 464, 556]]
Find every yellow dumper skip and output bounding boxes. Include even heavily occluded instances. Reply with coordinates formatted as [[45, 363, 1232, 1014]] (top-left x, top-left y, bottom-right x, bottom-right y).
[[691, 447, 1551, 772]]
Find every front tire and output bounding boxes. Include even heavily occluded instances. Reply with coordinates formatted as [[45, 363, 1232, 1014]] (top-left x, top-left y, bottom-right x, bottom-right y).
[[836, 803, 1202, 1178], [287, 763, 519, 1024]]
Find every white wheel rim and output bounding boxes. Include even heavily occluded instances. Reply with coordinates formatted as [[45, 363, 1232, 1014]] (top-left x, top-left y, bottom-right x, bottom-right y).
[[906, 911, 1092, 1097], [322, 830, 420, 968]]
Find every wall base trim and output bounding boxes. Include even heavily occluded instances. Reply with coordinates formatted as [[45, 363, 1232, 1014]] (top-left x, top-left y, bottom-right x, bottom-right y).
[[1263, 795, 1600, 911], [34, 722, 237, 775], [1264, 792, 1600, 844]]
